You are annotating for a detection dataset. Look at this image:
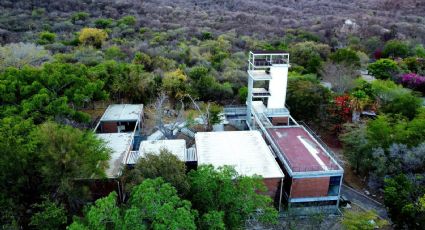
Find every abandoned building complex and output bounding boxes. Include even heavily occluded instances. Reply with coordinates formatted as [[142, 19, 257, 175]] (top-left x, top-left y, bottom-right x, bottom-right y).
[[94, 51, 344, 213]]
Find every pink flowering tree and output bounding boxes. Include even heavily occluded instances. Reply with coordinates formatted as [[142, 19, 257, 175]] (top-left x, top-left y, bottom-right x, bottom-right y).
[[397, 73, 425, 94]]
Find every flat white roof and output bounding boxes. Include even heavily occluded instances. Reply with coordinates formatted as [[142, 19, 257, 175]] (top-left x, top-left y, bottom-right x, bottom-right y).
[[96, 133, 133, 178], [127, 139, 187, 164], [100, 104, 143, 121], [195, 131, 284, 179]]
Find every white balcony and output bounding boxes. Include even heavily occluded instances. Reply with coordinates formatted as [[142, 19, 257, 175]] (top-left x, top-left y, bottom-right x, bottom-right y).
[[248, 70, 272, 81], [252, 88, 271, 98]]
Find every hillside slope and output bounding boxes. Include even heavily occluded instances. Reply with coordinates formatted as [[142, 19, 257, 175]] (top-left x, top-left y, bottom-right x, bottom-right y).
[[0, 0, 424, 43]]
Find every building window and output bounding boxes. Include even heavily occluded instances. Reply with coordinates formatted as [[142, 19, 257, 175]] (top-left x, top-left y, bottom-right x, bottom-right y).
[[328, 176, 341, 196]]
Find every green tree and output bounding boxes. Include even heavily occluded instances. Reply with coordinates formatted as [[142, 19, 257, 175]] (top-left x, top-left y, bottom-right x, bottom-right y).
[[364, 36, 382, 55], [382, 40, 410, 58], [0, 117, 37, 226], [0, 62, 108, 123], [123, 149, 190, 195], [370, 80, 421, 120], [380, 91, 421, 120], [330, 48, 360, 67], [88, 61, 156, 103], [384, 174, 425, 229], [199, 211, 226, 230], [188, 165, 278, 229], [69, 192, 121, 230], [32, 122, 110, 207], [342, 210, 387, 230], [70, 179, 197, 229], [290, 41, 331, 74], [29, 198, 67, 230], [162, 69, 188, 102], [128, 178, 197, 229], [205, 103, 222, 130], [367, 58, 400, 80], [286, 76, 331, 122], [340, 123, 371, 175]]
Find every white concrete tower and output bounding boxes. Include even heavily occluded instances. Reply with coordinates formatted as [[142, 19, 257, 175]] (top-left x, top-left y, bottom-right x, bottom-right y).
[[246, 51, 290, 128]]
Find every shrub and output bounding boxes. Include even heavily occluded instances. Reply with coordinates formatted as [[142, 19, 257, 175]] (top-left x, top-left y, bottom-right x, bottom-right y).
[[71, 12, 90, 23], [0, 43, 51, 70], [37, 31, 56, 45], [414, 44, 425, 58], [402, 57, 425, 75], [238, 87, 248, 103], [118, 15, 137, 26], [188, 65, 209, 81], [104, 46, 126, 61], [200, 31, 213, 40], [367, 59, 400, 80], [133, 52, 153, 70], [94, 18, 113, 29], [73, 47, 104, 66], [78, 28, 108, 48]]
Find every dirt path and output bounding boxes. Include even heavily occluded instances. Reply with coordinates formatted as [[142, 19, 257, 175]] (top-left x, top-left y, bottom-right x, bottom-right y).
[[341, 184, 390, 222]]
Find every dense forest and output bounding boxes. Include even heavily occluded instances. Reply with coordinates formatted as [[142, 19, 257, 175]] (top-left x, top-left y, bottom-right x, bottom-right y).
[[1, 0, 425, 229]]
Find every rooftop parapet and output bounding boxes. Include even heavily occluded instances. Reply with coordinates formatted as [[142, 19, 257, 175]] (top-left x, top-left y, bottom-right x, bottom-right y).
[[249, 51, 289, 70]]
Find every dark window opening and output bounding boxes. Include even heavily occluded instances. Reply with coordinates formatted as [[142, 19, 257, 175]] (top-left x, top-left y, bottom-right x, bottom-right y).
[[328, 176, 341, 196]]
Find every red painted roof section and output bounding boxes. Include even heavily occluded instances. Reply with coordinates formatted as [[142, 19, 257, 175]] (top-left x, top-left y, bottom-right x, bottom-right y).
[[267, 127, 340, 172]]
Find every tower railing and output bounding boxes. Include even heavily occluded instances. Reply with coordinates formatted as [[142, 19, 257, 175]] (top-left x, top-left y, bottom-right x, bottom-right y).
[[248, 51, 290, 70]]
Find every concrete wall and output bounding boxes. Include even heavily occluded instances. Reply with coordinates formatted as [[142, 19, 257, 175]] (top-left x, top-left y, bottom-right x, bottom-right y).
[[101, 122, 118, 133], [267, 65, 288, 109], [290, 177, 330, 198]]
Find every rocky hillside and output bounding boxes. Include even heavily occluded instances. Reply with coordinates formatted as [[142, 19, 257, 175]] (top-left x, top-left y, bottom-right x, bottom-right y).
[[1, 0, 424, 43]]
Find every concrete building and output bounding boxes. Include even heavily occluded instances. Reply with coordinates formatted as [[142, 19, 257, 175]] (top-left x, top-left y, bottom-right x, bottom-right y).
[[195, 131, 285, 207], [96, 132, 134, 178], [94, 104, 144, 178], [244, 51, 344, 212], [266, 126, 343, 211], [126, 139, 197, 165], [94, 104, 143, 134]]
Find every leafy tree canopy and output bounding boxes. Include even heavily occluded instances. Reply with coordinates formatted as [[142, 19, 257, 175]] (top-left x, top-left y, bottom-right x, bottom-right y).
[[382, 40, 411, 58], [188, 165, 278, 229], [69, 178, 197, 230], [329, 48, 361, 67], [367, 58, 400, 80], [123, 149, 190, 195]]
